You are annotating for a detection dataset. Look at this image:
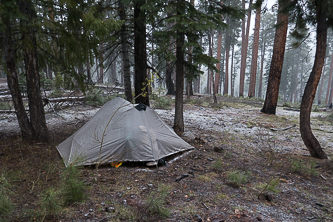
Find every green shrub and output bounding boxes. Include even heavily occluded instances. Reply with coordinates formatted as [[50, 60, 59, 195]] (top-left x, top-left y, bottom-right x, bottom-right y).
[[61, 165, 85, 205], [49, 89, 64, 98], [43, 78, 54, 90], [0, 175, 15, 221], [291, 159, 318, 175], [257, 177, 280, 193], [0, 102, 11, 111], [211, 158, 223, 172], [85, 88, 106, 106], [55, 73, 64, 89], [152, 96, 172, 110], [37, 187, 63, 220], [282, 102, 292, 108], [227, 170, 251, 185], [145, 184, 172, 218]]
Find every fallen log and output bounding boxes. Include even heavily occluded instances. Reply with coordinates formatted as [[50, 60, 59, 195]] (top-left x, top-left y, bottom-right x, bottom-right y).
[[270, 124, 296, 131]]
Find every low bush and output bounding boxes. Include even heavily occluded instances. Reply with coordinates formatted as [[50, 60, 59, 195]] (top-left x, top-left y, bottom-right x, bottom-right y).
[[290, 158, 318, 175], [0, 175, 15, 222], [144, 184, 172, 219], [61, 165, 86, 205], [227, 170, 251, 185], [152, 96, 172, 110]]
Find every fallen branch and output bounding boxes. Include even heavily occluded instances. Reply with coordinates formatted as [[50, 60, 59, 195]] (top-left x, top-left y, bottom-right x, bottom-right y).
[[175, 174, 189, 182], [270, 124, 296, 131]]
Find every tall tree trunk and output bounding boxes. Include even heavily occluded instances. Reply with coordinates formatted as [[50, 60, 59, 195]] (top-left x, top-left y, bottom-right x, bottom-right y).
[[207, 31, 213, 94], [248, 2, 261, 98], [325, 52, 333, 105], [300, 1, 328, 159], [239, 0, 252, 97], [3, 17, 34, 139], [165, 60, 175, 95], [261, 0, 289, 114], [119, 0, 133, 101], [174, 0, 185, 136], [223, 43, 230, 95], [87, 59, 92, 84], [214, 0, 224, 99], [134, 0, 149, 105], [293, 60, 299, 103], [186, 0, 194, 98], [258, 41, 266, 98], [98, 43, 104, 83], [19, 0, 49, 142], [231, 44, 235, 97], [317, 57, 326, 105], [214, 29, 223, 99], [327, 59, 333, 105]]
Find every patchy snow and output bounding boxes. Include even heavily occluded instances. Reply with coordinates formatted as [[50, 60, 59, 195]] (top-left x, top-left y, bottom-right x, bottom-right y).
[[1, 101, 332, 158]]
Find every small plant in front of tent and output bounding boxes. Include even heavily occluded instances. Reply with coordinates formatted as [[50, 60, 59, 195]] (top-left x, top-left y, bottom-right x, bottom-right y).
[[143, 183, 172, 219], [0, 174, 15, 221], [61, 164, 86, 205]]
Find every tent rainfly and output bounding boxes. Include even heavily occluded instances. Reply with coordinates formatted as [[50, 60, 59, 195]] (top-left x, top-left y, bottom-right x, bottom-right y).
[[57, 97, 193, 167]]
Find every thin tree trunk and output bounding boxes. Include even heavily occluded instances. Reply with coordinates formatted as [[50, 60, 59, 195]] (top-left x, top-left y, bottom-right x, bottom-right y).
[[261, 0, 289, 114], [214, 29, 223, 99], [207, 31, 213, 94], [134, 0, 149, 105], [317, 57, 326, 105], [327, 57, 333, 105], [174, 0, 185, 136], [258, 41, 266, 98], [166, 61, 175, 95], [3, 18, 34, 139], [119, 0, 133, 101], [87, 59, 92, 84], [239, 0, 252, 97], [19, 0, 49, 142], [224, 44, 229, 95], [231, 44, 235, 97], [300, 1, 328, 159], [98, 43, 104, 83], [293, 60, 299, 103], [248, 2, 261, 98], [325, 52, 333, 105]]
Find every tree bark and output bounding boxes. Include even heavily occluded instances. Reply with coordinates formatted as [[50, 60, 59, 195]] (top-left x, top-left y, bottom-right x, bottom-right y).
[[174, 0, 185, 136], [3, 17, 34, 139], [325, 52, 333, 105], [134, 0, 149, 105], [119, 0, 133, 102], [223, 42, 229, 95], [239, 0, 252, 97], [248, 2, 261, 98], [261, 0, 289, 115], [300, 1, 328, 159], [231, 44, 235, 97], [214, 30, 223, 98], [19, 0, 49, 142], [317, 57, 326, 105], [258, 41, 266, 98], [293, 59, 299, 103], [98, 43, 104, 83]]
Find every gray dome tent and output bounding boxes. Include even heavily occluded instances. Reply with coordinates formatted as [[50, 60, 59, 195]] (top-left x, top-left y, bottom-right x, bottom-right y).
[[57, 97, 193, 167]]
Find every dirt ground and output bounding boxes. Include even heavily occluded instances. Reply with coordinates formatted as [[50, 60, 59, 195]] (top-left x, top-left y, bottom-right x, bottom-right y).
[[1, 95, 333, 222]]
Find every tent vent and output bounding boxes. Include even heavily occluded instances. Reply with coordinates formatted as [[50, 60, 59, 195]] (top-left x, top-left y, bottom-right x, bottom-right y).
[[135, 103, 147, 111]]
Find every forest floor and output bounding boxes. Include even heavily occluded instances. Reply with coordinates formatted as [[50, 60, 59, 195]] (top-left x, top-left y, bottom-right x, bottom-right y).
[[1, 92, 333, 221]]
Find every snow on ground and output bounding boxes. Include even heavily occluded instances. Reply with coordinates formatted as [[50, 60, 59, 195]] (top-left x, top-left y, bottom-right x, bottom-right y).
[[1, 102, 332, 157]]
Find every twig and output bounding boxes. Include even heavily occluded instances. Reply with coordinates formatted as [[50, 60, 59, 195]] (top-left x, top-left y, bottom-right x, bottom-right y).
[[320, 174, 327, 181], [202, 203, 209, 209]]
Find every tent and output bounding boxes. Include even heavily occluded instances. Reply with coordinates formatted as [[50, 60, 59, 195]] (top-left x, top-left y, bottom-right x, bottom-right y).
[[57, 97, 193, 167]]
